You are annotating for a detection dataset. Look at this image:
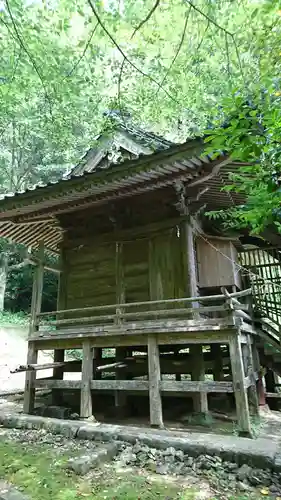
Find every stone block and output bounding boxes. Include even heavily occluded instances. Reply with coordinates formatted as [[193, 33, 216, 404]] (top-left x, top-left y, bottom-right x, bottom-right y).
[[0, 482, 29, 500], [65, 443, 118, 475]]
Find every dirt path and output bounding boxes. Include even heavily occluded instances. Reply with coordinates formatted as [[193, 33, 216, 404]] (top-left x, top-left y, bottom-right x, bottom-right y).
[[0, 326, 54, 392], [0, 325, 80, 393]]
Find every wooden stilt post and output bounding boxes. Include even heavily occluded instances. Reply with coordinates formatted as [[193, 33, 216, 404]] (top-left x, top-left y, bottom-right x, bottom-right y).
[[252, 340, 266, 407], [190, 344, 208, 414], [211, 344, 224, 381], [53, 248, 67, 405], [246, 336, 259, 416], [23, 341, 38, 413], [114, 242, 127, 415], [80, 339, 93, 419], [23, 241, 44, 414], [115, 346, 127, 416], [181, 220, 198, 315], [93, 348, 102, 379], [52, 349, 65, 405], [148, 334, 163, 428], [229, 334, 252, 437]]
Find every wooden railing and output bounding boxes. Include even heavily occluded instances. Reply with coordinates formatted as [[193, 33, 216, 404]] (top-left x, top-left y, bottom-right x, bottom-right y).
[[32, 288, 253, 338], [239, 246, 281, 331]]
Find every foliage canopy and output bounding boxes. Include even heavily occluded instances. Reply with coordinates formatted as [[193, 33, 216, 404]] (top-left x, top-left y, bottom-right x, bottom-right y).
[[1, 0, 281, 311], [0, 0, 279, 193]]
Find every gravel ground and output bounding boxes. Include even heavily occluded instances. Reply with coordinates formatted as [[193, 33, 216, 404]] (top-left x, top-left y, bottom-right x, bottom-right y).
[[1, 427, 281, 498]]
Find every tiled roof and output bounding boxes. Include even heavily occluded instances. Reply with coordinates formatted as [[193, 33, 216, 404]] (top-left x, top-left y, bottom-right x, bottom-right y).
[[0, 118, 177, 201]]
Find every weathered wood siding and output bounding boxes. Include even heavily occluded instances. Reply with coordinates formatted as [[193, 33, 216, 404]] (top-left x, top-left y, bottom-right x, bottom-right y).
[[149, 227, 187, 301], [59, 224, 188, 314], [123, 239, 149, 305], [196, 237, 241, 289], [65, 241, 117, 314]]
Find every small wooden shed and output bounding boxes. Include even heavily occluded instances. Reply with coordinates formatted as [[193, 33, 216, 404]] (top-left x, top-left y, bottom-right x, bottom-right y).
[[0, 121, 274, 436]]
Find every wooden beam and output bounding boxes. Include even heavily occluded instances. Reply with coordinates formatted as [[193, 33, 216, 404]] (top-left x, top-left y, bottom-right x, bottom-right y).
[[33, 378, 234, 393], [34, 379, 149, 390], [11, 361, 65, 373], [265, 392, 281, 399], [160, 380, 233, 393], [27, 257, 61, 274], [37, 289, 252, 318], [229, 334, 252, 437], [96, 361, 127, 372], [80, 340, 93, 418], [35, 318, 236, 341], [92, 380, 149, 390], [43, 304, 228, 327], [35, 380, 81, 389], [148, 335, 163, 428]]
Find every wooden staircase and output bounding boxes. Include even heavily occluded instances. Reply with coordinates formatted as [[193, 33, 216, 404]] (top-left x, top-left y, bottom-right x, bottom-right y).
[[239, 245, 281, 396]]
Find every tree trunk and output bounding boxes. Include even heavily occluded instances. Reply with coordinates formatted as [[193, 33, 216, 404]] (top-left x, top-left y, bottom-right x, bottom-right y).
[[0, 253, 8, 312]]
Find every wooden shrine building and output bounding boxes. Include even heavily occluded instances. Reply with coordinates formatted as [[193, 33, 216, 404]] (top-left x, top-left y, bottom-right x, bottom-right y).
[[1, 121, 281, 437]]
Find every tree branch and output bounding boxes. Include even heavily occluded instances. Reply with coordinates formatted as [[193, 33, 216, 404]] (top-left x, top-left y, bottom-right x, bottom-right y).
[[3, 0, 53, 116], [131, 0, 160, 38], [184, 0, 245, 84], [158, 5, 192, 92], [66, 22, 99, 78], [86, 0, 183, 107]]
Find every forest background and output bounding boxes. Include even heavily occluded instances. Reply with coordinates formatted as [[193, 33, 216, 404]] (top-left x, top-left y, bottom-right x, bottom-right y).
[[0, 0, 279, 314]]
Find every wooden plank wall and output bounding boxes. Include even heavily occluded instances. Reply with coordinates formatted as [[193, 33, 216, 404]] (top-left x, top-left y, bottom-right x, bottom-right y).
[[123, 239, 150, 307], [60, 225, 188, 316], [196, 237, 241, 290], [65, 242, 117, 316]]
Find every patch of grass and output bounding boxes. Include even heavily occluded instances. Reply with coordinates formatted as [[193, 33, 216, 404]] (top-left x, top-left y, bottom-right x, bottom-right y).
[[0, 439, 273, 500], [0, 440, 196, 500], [232, 416, 262, 438], [181, 412, 215, 427], [0, 310, 29, 325]]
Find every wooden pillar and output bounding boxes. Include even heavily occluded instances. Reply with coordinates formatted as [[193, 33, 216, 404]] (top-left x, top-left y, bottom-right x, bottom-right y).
[[52, 349, 65, 405], [115, 346, 127, 415], [53, 248, 67, 404], [115, 242, 125, 319], [23, 242, 44, 414], [252, 340, 266, 406], [23, 341, 38, 414], [148, 334, 163, 428], [115, 242, 127, 414], [245, 336, 259, 416], [80, 340, 93, 419], [190, 344, 208, 414], [93, 348, 102, 380], [148, 238, 165, 427], [211, 344, 224, 381], [181, 220, 198, 311], [229, 334, 252, 437]]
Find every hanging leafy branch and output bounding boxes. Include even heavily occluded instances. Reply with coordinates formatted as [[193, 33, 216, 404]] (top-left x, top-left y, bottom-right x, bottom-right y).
[[3, 0, 53, 116], [131, 0, 161, 38]]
